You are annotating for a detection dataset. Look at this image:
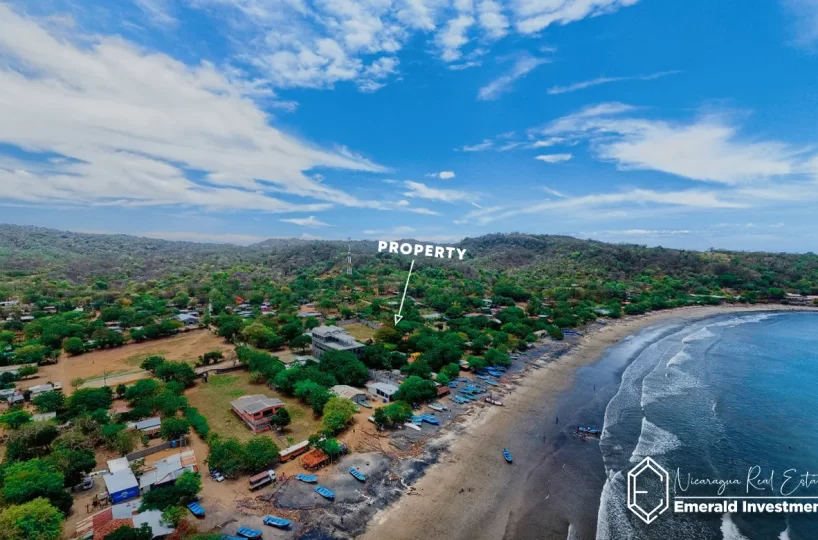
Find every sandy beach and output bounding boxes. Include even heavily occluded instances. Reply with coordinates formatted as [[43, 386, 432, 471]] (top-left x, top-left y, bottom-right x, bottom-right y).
[[359, 304, 816, 540]]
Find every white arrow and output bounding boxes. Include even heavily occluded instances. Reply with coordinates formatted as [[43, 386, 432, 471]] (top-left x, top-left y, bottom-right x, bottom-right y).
[[394, 259, 415, 325]]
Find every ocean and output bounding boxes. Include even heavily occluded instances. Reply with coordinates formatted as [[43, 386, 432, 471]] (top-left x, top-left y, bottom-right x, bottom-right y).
[[596, 311, 818, 540]]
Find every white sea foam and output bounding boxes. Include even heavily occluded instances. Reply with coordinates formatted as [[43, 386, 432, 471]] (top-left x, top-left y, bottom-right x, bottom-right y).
[[595, 471, 634, 540], [779, 525, 791, 540], [721, 513, 750, 540], [711, 312, 779, 328], [667, 349, 691, 367], [630, 418, 682, 462], [565, 523, 580, 540], [682, 327, 715, 343]]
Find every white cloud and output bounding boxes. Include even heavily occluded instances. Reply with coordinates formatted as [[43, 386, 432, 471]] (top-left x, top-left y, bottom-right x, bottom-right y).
[[362, 225, 416, 235], [478, 54, 548, 100], [542, 186, 567, 197], [426, 170, 456, 179], [537, 103, 814, 185], [279, 215, 331, 227], [782, 0, 818, 47], [134, 0, 178, 26], [0, 5, 387, 212], [547, 70, 680, 95], [180, 0, 635, 91], [583, 229, 692, 237], [403, 180, 474, 202], [514, 0, 641, 34], [459, 139, 494, 152], [529, 137, 564, 148], [535, 153, 572, 163]]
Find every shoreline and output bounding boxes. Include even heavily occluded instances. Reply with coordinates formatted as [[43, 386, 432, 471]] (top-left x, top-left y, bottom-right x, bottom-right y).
[[358, 304, 817, 540]]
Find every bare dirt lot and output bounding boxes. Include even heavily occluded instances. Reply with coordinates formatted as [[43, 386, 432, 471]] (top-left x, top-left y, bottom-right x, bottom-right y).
[[28, 330, 233, 392], [185, 373, 322, 445], [340, 322, 378, 341]]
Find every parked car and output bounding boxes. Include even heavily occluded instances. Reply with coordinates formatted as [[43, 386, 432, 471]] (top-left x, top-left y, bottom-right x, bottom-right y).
[[210, 470, 225, 482]]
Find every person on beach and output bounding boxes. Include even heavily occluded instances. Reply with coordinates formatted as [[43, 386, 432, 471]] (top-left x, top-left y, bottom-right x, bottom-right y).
[[556, 416, 559, 424]]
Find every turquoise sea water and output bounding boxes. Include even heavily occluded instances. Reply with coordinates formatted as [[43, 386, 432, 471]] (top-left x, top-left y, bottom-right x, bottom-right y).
[[596, 312, 818, 540]]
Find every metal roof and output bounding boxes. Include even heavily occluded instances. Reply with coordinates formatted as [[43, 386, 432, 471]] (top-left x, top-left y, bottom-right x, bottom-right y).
[[133, 509, 175, 537], [231, 394, 284, 414], [103, 470, 138, 494], [331, 385, 366, 399], [107, 457, 131, 474], [366, 382, 399, 396], [132, 417, 161, 431]]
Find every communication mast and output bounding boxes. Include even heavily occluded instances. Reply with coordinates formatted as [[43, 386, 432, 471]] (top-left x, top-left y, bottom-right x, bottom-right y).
[[346, 238, 353, 276]]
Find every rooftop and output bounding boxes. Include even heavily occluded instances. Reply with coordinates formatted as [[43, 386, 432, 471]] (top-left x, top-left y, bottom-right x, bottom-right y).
[[103, 470, 138, 494], [331, 385, 366, 399], [366, 382, 399, 395], [231, 394, 284, 414]]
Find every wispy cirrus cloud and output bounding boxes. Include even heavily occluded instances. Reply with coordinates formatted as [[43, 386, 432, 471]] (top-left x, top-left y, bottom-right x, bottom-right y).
[[478, 54, 549, 100], [547, 70, 680, 95], [279, 216, 331, 227], [535, 153, 572, 163], [403, 180, 475, 203]]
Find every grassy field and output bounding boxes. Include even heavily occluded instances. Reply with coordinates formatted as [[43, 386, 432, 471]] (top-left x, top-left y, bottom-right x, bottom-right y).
[[341, 322, 378, 341], [185, 373, 322, 445]]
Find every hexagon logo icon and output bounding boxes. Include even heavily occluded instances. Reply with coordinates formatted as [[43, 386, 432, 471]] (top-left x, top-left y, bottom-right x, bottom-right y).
[[627, 457, 670, 524]]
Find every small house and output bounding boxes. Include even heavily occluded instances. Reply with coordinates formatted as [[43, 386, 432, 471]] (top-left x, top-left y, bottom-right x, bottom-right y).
[[331, 385, 367, 404], [127, 417, 161, 437], [366, 382, 399, 402], [103, 470, 139, 504], [231, 394, 284, 433], [139, 450, 197, 492], [108, 457, 131, 474]]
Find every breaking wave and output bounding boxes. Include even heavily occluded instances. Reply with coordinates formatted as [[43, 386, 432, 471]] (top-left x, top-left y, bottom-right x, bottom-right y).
[[720, 513, 750, 540], [630, 418, 682, 463]]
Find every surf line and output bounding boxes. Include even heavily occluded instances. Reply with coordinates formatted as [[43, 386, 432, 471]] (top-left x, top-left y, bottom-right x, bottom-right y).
[[378, 240, 467, 260]]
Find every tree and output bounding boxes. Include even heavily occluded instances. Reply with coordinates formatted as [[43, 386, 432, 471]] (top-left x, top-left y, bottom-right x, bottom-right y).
[[318, 349, 369, 386], [0, 410, 32, 429], [140, 355, 166, 372], [160, 417, 190, 441], [272, 407, 291, 429], [104, 524, 153, 540], [289, 334, 312, 354], [161, 506, 187, 528], [442, 363, 461, 379], [173, 471, 202, 504], [47, 447, 96, 487], [294, 380, 332, 415], [394, 376, 437, 404], [124, 379, 160, 403], [155, 361, 197, 388], [140, 471, 201, 511], [17, 365, 39, 378], [13, 344, 49, 364], [63, 336, 85, 355], [2, 459, 73, 513], [197, 350, 223, 366], [0, 497, 64, 540], [484, 348, 511, 367], [5, 422, 59, 461], [206, 435, 245, 478], [242, 437, 279, 473], [372, 407, 389, 428], [115, 384, 127, 399], [435, 373, 450, 386], [67, 387, 112, 417], [279, 321, 303, 341], [321, 397, 357, 434], [383, 401, 412, 425]]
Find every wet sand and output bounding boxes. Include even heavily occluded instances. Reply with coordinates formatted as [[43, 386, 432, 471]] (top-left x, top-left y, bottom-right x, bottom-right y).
[[359, 305, 815, 540]]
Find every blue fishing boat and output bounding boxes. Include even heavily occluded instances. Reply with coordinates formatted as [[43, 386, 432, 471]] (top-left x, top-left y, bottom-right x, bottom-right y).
[[459, 393, 477, 401], [296, 474, 318, 483], [222, 536, 244, 540], [503, 448, 513, 463], [483, 379, 499, 387], [494, 366, 507, 372], [263, 515, 292, 529], [460, 386, 474, 394], [349, 467, 367, 482], [421, 414, 439, 425], [447, 381, 458, 388], [577, 426, 601, 436], [187, 502, 205, 517], [452, 395, 468, 404], [315, 485, 335, 500], [236, 527, 263, 539], [411, 415, 424, 424], [456, 377, 470, 382], [428, 403, 445, 412], [486, 370, 502, 378]]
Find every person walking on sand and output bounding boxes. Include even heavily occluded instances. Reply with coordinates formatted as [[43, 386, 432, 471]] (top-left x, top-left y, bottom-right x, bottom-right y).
[[556, 416, 559, 424]]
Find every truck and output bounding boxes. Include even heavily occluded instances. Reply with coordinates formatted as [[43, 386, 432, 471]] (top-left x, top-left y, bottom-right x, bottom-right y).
[[248, 470, 276, 490]]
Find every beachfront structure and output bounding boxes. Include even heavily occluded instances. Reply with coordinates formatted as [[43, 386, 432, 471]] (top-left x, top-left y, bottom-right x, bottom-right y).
[[231, 394, 285, 433], [139, 450, 197, 492], [331, 384, 367, 404], [103, 469, 140, 504], [75, 498, 175, 539], [127, 417, 161, 437], [310, 326, 364, 359], [366, 382, 399, 402]]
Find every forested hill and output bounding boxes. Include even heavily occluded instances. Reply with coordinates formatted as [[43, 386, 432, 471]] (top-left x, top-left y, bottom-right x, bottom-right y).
[[1, 225, 817, 296]]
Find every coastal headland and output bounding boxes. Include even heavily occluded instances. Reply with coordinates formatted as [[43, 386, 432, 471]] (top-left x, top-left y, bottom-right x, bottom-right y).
[[359, 305, 816, 540]]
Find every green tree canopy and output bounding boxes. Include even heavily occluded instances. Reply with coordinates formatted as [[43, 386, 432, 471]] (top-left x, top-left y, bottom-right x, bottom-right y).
[[0, 497, 64, 540]]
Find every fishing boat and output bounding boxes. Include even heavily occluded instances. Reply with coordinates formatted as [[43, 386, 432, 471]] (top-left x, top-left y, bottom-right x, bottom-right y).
[[451, 396, 468, 404], [263, 516, 292, 529], [358, 401, 373, 408], [447, 381, 458, 388], [483, 379, 499, 387], [428, 403, 446, 412], [236, 527, 263, 539], [411, 415, 424, 425], [404, 421, 421, 431], [349, 467, 367, 482], [456, 377, 471, 382], [296, 474, 318, 483], [493, 366, 507, 372], [186, 502, 206, 517], [460, 387, 474, 394], [577, 426, 601, 436], [485, 397, 503, 406], [503, 448, 513, 463], [421, 414, 440, 425], [315, 486, 335, 500]]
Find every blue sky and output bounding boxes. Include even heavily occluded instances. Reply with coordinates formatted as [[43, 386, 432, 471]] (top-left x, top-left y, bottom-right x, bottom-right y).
[[1, 0, 818, 251]]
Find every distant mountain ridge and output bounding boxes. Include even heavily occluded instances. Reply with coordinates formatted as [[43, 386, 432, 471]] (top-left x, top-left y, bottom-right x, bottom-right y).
[[1, 224, 816, 290]]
